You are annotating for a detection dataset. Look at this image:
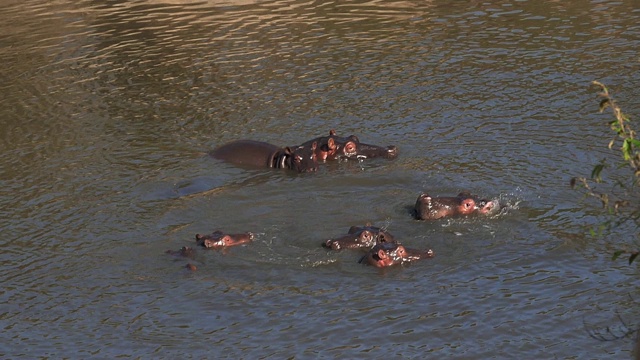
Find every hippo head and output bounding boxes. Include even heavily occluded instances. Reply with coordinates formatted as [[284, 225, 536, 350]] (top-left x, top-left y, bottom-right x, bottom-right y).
[[195, 231, 254, 249], [414, 193, 478, 220], [415, 192, 494, 220], [323, 224, 396, 250], [457, 192, 500, 217], [334, 132, 397, 160], [365, 243, 434, 268], [365, 243, 408, 268], [301, 130, 397, 161], [165, 246, 197, 259], [283, 142, 318, 173], [323, 230, 376, 250]]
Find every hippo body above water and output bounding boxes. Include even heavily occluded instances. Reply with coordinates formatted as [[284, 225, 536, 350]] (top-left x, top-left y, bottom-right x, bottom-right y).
[[362, 242, 435, 268], [414, 192, 499, 220], [323, 224, 396, 250], [196, 230, 254, 249], [211, 140, 318, 173]]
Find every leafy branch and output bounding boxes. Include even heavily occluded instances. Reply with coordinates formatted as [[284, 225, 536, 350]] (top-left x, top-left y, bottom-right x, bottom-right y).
[[571, 81, 640, 264]]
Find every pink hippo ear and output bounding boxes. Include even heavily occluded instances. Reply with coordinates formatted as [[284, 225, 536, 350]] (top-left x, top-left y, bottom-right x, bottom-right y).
[[311, 141, 317, 151], [329, 129, 337, 136], [326, 138, 336, 150], [377, 248, 389, 260]]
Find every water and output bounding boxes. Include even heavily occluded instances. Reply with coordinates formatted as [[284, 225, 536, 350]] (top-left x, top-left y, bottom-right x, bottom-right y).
[[2, 0, 640, 358]]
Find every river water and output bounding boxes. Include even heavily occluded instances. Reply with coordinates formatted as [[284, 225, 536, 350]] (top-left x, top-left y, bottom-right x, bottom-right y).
[[2, 0, 640, 358]]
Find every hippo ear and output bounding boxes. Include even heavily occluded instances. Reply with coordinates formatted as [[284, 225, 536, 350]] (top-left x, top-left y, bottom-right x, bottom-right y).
[[283, 147, 294, 155], [377, 248, 388, 260], [311, 141, 317, 151], [195, 234, 203, 240], [329, 129, 337, 136], [327, 138, 335, 149]]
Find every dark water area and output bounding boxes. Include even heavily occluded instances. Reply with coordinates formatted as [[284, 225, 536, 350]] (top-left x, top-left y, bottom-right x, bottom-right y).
[[2, 0, 640, 358]]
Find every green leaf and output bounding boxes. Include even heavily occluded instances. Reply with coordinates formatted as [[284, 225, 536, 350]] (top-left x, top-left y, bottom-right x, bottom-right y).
[[591, 163, 605, 181], [622, 140, 632, 160], [612, 250, 625, 261]]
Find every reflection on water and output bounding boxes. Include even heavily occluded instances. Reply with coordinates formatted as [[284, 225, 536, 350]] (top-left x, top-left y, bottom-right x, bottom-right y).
[[2, 0, 640, 358]]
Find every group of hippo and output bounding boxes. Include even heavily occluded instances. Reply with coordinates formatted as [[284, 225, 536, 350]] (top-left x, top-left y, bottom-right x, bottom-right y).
[[166, 130, 500, 270]]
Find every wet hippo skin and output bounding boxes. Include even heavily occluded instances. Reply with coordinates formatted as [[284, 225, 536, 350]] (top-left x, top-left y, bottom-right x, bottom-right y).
[[362, 242, 435, 268], [414, 192, 499, 220], [297, 130, 398, 162], [195, 230, 254, 249], [322, 224, 396, 250], [211, 140, 318, 173]]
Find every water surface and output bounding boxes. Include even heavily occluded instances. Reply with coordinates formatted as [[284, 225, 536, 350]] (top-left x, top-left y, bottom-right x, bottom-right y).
[[2, 0, 640, 358]]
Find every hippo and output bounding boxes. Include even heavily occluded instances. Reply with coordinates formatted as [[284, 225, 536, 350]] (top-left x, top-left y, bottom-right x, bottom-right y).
[[211, 140, 318, 173], [165, 246, 197, 259], [322, 224, 396, 250], [165, 247, 198, 271], [298, 130, 398, 161], [414, 192, 499, 220], [361, 242, 435, 268], [196, 230, 254, 249]]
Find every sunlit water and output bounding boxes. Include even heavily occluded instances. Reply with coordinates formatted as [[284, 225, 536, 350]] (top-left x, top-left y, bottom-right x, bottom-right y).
[[2, 0, 640, 358]]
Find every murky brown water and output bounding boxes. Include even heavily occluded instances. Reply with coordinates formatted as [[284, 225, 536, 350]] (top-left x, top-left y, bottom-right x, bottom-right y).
[[2, 0, 640, 358]]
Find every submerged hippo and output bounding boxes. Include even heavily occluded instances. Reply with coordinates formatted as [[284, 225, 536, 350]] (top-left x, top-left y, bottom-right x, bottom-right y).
[[322, 224, 396, 250], [211, 140, 318, 173], [195, 230, 254, 249], [298, 130, 398, 161], [165, 247, 198, 271], [414, 192, 499, 220], [361, 242, 435, 268], [165, 246, 197, 259]]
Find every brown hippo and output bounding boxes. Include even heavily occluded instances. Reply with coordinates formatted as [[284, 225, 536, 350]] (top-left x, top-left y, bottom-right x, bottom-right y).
[[195, 230, 254, 249], [414, 192, 499, 220], [165, 246, 197, 259], [297, 130, 398, 162], [322, 224, 396, 250], [165, 247, 198, 271], [211, 140, 318, 173], [361, 242, 435, 268]]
